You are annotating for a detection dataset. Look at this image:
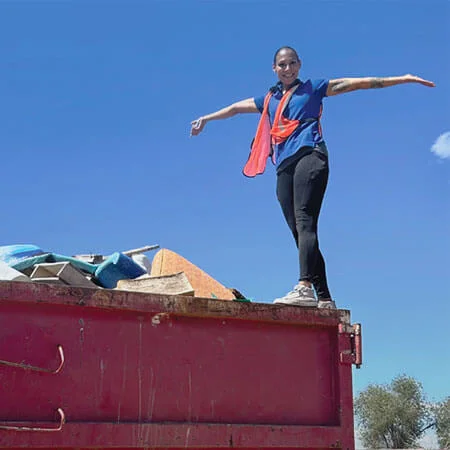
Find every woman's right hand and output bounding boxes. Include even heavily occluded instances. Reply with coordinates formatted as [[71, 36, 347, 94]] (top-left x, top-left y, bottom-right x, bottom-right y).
[[190, 117, 207, 136], [190, 99, 258, 136]]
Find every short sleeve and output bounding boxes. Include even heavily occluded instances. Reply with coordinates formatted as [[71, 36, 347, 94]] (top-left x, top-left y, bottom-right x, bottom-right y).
[[314, 79, 329, 98], [253, 95, 265, 113]]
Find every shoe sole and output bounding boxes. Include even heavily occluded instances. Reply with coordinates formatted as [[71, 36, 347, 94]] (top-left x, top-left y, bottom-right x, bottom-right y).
[[273, 299, 318, 307], [317, 301, 337, 309]]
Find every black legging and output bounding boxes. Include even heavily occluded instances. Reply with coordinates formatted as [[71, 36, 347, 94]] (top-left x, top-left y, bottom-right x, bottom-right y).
[[276, 149, 331, 300]]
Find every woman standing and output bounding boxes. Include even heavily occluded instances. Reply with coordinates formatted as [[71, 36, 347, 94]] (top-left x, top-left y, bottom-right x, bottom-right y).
[[190, 46, 435, 308]]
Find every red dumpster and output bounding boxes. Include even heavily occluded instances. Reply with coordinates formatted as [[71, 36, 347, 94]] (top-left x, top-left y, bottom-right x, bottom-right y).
[[0, 281, 361, 449]]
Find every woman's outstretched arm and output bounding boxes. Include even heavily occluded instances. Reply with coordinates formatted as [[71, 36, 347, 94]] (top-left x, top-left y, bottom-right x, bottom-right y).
[[327, 74, 435, 97], [190, 98, 259, 136]]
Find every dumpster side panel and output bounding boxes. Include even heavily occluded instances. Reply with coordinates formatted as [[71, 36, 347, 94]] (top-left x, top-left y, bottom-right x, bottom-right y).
[[0, 282, 357, 449], [0, 302, 340, 426]]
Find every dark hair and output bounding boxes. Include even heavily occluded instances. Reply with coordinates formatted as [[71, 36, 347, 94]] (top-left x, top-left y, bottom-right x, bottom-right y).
[[273, 46, 299, 64]]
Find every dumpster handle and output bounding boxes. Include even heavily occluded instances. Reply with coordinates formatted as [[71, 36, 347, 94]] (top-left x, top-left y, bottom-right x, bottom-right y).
[[0, 408, 65, 432], [353, 323, 362, 368], [0, 345, 65, 374]]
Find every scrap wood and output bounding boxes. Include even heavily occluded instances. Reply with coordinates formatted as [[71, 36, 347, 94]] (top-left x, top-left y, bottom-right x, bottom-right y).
[[117, 272, 194, 296]]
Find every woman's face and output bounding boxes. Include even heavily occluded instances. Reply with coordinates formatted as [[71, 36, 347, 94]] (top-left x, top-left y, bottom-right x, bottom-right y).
[[273, 49, 301, 86]]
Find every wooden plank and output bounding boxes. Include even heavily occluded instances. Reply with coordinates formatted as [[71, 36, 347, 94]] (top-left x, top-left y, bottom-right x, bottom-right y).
[[117, 272, 194, 296]]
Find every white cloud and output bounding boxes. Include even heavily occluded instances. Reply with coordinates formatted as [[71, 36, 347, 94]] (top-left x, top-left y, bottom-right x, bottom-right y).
[[431, 131, 450, 159]]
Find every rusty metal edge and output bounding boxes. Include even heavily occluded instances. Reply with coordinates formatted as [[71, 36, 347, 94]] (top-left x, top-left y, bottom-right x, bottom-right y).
[[0, 281, 350, 328], [0, 421, 346, 448]]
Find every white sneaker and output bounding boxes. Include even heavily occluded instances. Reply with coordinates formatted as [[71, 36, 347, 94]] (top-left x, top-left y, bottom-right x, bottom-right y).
[[318, 300, 337, 309], [273, 283, 317, 307]]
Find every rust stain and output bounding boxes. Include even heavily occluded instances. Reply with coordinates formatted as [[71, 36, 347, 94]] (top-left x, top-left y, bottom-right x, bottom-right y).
[[117, 345, 128, 423], [147, 367, 156, 422], [188, 367, 192, 422], [138, 319, 143, 423], [185, 425, 191, 448]]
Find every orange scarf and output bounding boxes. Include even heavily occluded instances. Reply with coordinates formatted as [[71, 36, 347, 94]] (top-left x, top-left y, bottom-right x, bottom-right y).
[[243, 84, 300, 177]]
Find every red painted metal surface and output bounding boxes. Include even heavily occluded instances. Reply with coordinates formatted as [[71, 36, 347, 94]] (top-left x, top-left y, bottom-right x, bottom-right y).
[[0, 281, 361, 449]]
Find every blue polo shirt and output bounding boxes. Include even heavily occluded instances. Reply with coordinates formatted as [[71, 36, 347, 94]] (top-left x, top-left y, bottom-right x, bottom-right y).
[[254, 78, 329, 172]]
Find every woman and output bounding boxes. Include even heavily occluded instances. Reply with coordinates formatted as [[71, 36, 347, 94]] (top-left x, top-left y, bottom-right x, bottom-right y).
[[190, 46, 435, 308]]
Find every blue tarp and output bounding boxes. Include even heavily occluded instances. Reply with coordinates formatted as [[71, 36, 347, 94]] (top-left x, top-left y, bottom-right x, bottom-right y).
[[0, 244, 146, 288]]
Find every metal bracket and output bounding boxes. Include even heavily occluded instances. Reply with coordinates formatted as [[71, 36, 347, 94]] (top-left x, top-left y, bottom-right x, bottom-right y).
[[0, 345, 65, 374], [352, 324, 362, 368], [339, 323, 362, 368], [0, 408, 65, 432]]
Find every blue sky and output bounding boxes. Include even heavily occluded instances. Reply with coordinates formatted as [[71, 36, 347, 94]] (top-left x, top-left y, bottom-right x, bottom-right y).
[[1, 0, 449, 416]]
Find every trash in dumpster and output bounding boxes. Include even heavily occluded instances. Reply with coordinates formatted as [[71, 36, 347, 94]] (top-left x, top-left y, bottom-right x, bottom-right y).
[[117, 272, 195, 296], [150, 248, 236, 300], [94, 252, 146, 288], [30, 262, 98, 288], [0, 244, 45, 266], [0, 260, 30, 282], [11, 253, 97, 275], [0, 244, 152, 290], [0, 244, 247, 300]]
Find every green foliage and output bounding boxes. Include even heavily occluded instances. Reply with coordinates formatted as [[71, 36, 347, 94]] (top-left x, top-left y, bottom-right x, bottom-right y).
[[435, 397, 450, 449], [354, 375, 432, 448]]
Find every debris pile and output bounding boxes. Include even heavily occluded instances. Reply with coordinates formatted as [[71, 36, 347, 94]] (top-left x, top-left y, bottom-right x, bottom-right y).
[[0, 244, 249, 301]]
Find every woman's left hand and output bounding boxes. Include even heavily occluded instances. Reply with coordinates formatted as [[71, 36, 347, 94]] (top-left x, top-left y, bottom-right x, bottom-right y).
[[404, 74, 436, 87]]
